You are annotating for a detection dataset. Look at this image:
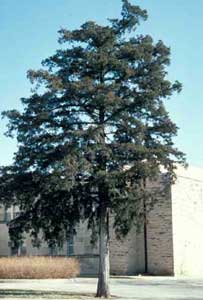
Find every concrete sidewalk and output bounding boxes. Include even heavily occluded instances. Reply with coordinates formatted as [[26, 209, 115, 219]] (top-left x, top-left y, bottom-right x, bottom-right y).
[[1, 277, 203, 299]]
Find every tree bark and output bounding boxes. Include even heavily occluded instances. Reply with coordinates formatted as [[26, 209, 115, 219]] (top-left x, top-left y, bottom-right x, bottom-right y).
[[96, 80, 110, 297], [96, 209, 110, 298]]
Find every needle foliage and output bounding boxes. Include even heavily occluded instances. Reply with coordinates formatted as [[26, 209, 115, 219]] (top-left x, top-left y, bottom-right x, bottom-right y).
[[0, 0, 185, 249]]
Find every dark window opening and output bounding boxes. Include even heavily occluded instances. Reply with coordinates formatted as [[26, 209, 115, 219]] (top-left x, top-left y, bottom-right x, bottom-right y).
[[49, 245, 58, 256], [0, 206, 11, 223], [67, 235, 74, 256]]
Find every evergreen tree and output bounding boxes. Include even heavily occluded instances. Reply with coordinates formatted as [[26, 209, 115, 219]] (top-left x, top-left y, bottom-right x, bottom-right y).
[[0, 0, 185, 297]]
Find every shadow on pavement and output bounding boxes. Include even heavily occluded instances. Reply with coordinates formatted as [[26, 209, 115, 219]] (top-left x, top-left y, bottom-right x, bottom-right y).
[[0, 289, 94, 299]]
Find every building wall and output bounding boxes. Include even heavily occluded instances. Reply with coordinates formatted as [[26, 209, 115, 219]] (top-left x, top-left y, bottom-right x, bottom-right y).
[[0, 218, 145, 275], [0, 224, 10, 256], [72, 220, 145, 275], [172, 166, 203, 276], [72, 174, 174, 276], [146, 176, 174, 275], [0, 175, 174, 276], [3, 167, 203, 276], [20, 235, 67, 257], [110, 224, 145, 275], [0, 206, 12, 256], [71, 222, 99, 275]]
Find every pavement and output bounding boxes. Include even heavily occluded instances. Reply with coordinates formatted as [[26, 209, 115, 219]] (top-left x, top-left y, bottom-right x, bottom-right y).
[[1, 276, 203, 299]]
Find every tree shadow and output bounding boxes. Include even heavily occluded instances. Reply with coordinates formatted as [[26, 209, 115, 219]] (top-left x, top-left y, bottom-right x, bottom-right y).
[[0, 289, 95, 299]]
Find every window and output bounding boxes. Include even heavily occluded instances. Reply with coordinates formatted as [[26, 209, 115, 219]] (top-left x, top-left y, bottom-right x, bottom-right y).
[[10, 243, 27, 256], [11, 245, 19, 256], [0, 206, 4, 223], [0, 206, 11, 223], [67, 235, 74, 256], [49, 245, 58, 256]]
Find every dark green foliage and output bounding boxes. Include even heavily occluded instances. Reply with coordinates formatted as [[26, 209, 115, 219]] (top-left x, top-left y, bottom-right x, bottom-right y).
[[0, 0, 185, 246]]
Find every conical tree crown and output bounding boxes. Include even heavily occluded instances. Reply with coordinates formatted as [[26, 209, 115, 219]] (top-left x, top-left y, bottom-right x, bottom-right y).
[[0, 0, 185, 245]]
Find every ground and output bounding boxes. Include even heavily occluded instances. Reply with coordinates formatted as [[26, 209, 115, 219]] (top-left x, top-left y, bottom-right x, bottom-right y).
[[1, 277, 203, 299]]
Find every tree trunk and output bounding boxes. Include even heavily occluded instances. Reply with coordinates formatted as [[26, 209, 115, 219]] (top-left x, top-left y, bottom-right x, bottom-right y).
[[96, 210, 110, 298]]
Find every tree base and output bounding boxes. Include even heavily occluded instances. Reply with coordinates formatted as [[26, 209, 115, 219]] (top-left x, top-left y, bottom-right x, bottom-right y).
[[96, 290, 110, 298]]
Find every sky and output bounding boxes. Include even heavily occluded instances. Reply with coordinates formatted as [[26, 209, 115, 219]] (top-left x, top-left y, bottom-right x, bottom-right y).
[[0, 0, 202, 167]]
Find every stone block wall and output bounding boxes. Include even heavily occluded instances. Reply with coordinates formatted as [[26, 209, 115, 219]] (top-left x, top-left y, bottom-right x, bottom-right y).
[[73, 220, 145, 275], [0, 173, 175, 276], [70, 216, 146, 275], [109, 217, 145, 275], [0, 177, 174, 276], [146, 177, 174, 275]]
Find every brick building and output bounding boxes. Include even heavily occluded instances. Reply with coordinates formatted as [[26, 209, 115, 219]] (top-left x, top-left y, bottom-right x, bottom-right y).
[[0, 165, 203, 276]]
